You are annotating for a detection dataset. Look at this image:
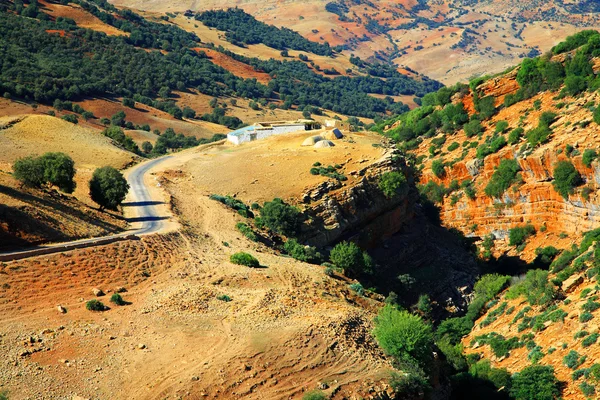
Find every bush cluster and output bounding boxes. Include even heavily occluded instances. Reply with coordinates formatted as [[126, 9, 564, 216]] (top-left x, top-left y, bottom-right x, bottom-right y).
[[13, 152, 76, 193], [230, 252, 260, 268]]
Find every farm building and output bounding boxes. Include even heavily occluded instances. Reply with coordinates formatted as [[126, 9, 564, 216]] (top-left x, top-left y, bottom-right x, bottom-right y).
[[227, 120, 320, 145]]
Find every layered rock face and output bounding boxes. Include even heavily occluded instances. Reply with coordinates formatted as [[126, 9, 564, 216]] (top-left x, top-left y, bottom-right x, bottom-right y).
[[414, 67, 600, 259], [300, 148, 419, 249], [298, 148, 478, 315]]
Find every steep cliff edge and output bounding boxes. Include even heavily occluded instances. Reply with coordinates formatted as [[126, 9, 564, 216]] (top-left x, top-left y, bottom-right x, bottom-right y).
[[397, 49, 600, 262]]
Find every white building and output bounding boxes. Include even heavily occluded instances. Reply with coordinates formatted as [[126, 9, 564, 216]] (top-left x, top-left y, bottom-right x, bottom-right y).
[[227, 120, 320, 145]]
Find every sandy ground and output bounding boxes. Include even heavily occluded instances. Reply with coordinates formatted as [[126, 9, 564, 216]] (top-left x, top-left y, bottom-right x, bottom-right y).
[[0, 132, 394, 399], [162, 130, 385, 204]]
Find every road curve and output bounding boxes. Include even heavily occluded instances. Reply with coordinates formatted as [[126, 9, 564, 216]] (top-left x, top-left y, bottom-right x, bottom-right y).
[[125, 155, 173, 235], [0, 156, 173, 261]]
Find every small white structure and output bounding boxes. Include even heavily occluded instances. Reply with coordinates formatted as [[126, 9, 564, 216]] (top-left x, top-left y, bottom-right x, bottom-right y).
[[314, 140, 335, 148], [302, 135, 324, 146], [227, 120, 320, 145]]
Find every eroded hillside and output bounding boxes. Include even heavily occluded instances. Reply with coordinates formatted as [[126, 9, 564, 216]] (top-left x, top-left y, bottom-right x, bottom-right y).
[[111, 0, 600, 84], [376, 29, 600, 400]]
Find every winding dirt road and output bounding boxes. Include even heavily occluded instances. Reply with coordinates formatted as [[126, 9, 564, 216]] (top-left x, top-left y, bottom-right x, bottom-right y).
[[0, 155, 174, 261]]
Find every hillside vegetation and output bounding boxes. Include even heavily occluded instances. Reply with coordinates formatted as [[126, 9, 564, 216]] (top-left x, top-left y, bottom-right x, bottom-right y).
[[370, 30, 600, 399], [0, 0, 441, 120]]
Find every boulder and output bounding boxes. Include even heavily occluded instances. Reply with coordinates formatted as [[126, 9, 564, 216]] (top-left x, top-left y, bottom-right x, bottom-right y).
[[466, 158, 484, 177], [563, 274, 584, 293]]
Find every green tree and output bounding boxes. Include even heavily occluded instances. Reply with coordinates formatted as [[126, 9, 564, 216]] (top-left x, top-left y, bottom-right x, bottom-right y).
[[373, 305, 433, 366], [259, 198, 302, 236], [552, 160, 581, 198], [89, 166, 130, 210], [12, 156, 45, 188], [378, 171, 408, 198], [431, 159, 445, 178], [594, 107, 600, 125], [111, 110, 126, 127], [182, 106, 196, 119], [583, 149, 597, 167], [484, 159, 521, 198], [464, 119, 483, 138], [510, 365, 560, 400], [122, 97, 135, 108], [142, 141, 153, 154], [40, 152, 76, 193], [329, 241, 372, 277]]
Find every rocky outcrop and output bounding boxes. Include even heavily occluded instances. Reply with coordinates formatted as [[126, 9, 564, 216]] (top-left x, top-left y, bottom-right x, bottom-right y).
[[300, 149, 419, 248]]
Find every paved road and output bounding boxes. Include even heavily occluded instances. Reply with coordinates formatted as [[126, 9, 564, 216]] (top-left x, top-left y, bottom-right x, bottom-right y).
[[0, 156, 173, 261], [125, 155, 173, 235]]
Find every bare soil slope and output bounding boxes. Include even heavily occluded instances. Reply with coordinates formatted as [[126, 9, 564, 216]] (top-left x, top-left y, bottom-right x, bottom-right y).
[[0, 133, 397, 398], [112, 0, 600, 84]]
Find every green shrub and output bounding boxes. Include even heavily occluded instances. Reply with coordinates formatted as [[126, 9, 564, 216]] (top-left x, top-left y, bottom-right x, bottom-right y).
[[582, 333, 599, 347], [484, 159, 521, 198], [510, 365, 560, 400], [86, 299, 106, 312], [464, 119, 484, 138], [110, 293, 126, 306], [468, 359, 512, 391], [582, 299, 600, 312], [580, 381, 595, 397], [283, 239, 321, 263], [217, 294, 232, 302], [506, 269, 555, 306], [89, 166, 129, 210], [431, 159, 445, 178], [13, 152, 76, 193], [580, 311, 594, 322], [526, 126, 552, 148], [476, 134, 507, 159], [574, 330, 589, 339], [447, 142, 460, 152], [528, 346, 544, 364], [589, 363, 600, 380], [473, 332, 522, 358], [330, 241, 372, 277], [552, 160, 581, 198], [349, 282, 364, 295], [378, 171, 408, 198], [495, 120, 509, 133], [534, 246, 560, 266], [436, 316, 473, 345], [302, 390, 326, 400], [419, 181, 447, 204], [210, 194, 254, 217], [583, 149, 598, 167], [12, 156, 45, 188], [564, 350, 587, 369], [260, 198, 302, 236], [373, 305, 433, 365], [389, 365, 430, 398], [508, 127, 524, 145], [572, 369, 587, 380], [310, 164, 347, 181], [509, 224, 536, 247], [417, 294, 432, 316], [230, 252, 260, 268], [475, 95, 497, 119], [594, 106, 600, 125], [474, 274, 511, 300], [236, 222, 258, 241]]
